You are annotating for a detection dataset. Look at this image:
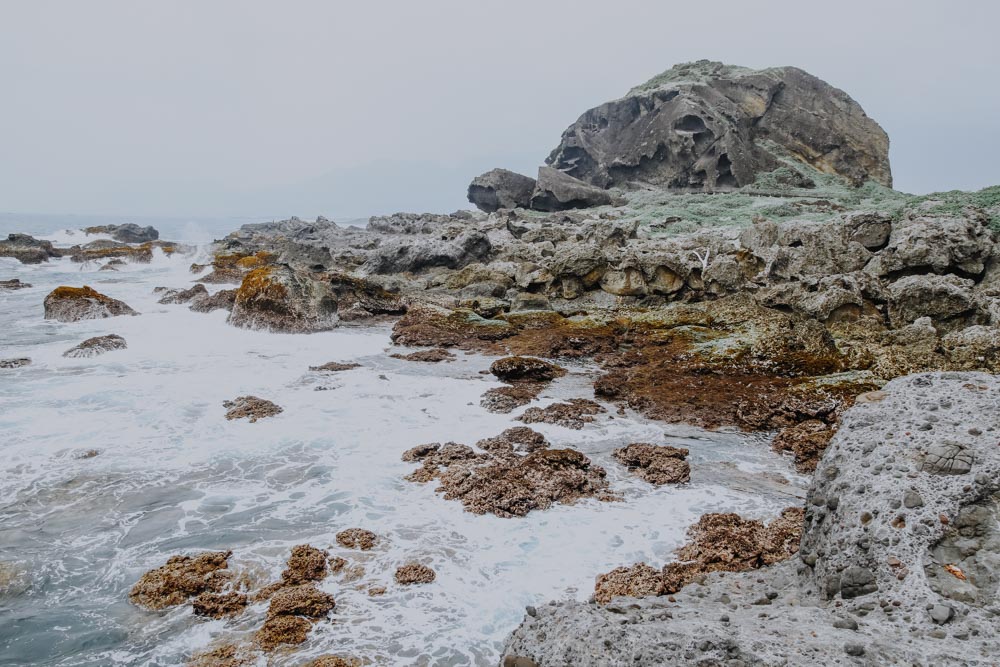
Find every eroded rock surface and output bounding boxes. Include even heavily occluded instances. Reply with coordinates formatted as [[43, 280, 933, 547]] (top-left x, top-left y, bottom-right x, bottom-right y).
[[547, 60, 891, 191], [612, 443, 690, 485], [503, 373, 1000, 666], [403, 437, 611, 517], [63, 334, 127, 358], [222, 396, 283, 423], [335, 528, 378, 551], [128, 551, 232, 610], [43, 286, 137, 322], [394, 563, 436, 585]]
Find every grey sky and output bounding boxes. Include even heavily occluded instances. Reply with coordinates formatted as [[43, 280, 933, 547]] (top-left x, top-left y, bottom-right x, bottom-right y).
[[1, 0, 997, 220]]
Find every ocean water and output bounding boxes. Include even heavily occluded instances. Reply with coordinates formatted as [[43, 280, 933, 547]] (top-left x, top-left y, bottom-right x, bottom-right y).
[[0, 222, 805, 666]]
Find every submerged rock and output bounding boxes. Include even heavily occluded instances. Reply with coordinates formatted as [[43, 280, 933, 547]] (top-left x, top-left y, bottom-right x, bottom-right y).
[[128, 551, 232, 610], [304, 656, 362, 667], [394, 563, 436, 585], [310, 361, 362, 372], [266, 583, 335, 619], [43, 286, 138, 322], [0, 358, 31, 369], [475, 427, 549, 454], [63, 334, 127, 358], [187, 642, 258, 667], [335, 528, 378, 551], [0, 278, 31, 290], [390, 348, 455, 363], [612, 443, 690, 484], [222, 396, 283, 423]]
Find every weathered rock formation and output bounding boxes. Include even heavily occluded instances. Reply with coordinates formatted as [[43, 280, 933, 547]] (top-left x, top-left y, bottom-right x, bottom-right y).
[[129, 551, 233, 610], [468, 168, 537, 212], [83, 223, 160, 244], [612, 443, 691, 484], [222, 396, 283, 423], [43, 286, 138, 322], [547, 60, 891, 191], [63, 334, 127, 358], [502, 373, 1000, 666], [0, 234, 60, 264]]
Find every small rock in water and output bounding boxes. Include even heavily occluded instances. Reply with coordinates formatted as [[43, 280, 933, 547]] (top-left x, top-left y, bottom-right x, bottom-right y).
[[0, 278, 31, 290], [489, 356, 566, 383], [222, 396, 283, 423], [518, 398, 605, 430], [335, 528, 378, 551], [310, 361, 362, 372], [395, 563, 436, 585], [390, 348, 455, 362], [63, 334, 127, 358], [612, 443, 690, 485], [0, 358, 31, 369]]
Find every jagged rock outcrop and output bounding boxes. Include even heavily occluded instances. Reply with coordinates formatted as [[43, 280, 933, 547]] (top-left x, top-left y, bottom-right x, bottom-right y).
[[547, 60, 891, 191], [0, 234, 60, 264], [227, 264, 405, 333], [83, 223, 160, 244], [502, 373, 1000, 666], [468, 168, 537, 212], [43, 286, 138, 322]]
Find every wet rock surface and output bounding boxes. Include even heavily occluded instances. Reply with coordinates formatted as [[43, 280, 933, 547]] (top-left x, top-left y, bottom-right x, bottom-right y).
[[310, 361, 362, 372], [222, 395, 283, 423], [128, 551, 232, 610], [394, 563, 436, 585], [612, 443, 690, 485], [188, 287, 237, 313], [489, 356, 566, 383], [390, 348, 455, 362], [43, 286, 138, 322], [63, 334, 127, 358], [335, 528, 378, 551], [83, 223, 159, 244], [503, 373, 1000, 666], [0, 234, 61, 264], [517, 398, 605, 430], [403, 436, 611, 517], [0, 278, 31, 290], [157, 284, 208, 305], [0, 358, 31, 369]]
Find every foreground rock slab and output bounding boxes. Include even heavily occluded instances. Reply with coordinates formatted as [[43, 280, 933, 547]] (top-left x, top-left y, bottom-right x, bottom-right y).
[[43, 286, 138, 322], [503, 372, 1000, 665]]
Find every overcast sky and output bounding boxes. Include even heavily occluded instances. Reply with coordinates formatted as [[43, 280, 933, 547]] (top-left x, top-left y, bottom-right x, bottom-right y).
[[1, 0, 997, 220]]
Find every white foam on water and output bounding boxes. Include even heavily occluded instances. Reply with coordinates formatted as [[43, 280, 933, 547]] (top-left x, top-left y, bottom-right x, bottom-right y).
[[0, 230, 803, 666]]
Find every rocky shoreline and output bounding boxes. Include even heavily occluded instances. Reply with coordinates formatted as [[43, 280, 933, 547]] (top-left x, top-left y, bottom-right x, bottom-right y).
[[3, 60, 999, 665]]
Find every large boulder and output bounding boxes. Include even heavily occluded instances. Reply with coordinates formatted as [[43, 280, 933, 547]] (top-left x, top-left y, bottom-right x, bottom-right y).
[[0, 234, 60, 264], [467, 168, 536, 212], [43, 286, 138, 322], [530, 166, 615, 211], [546, 60, 891, 191]]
